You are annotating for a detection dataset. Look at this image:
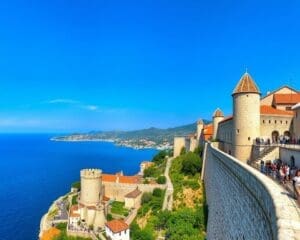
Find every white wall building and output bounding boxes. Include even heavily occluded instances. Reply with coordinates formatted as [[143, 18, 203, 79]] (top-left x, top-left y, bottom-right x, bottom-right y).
[[105, 220, 130, 240]]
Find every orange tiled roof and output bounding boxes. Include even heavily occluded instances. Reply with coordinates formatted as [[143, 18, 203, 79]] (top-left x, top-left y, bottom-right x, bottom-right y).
[[274, 93, 300, 105], [233, 73, 260, 95], [102, 174, 141, 184], [260, 105, 294, 116], [203, 124, 213, 135], [41, 227, 60, 240], [106, 219, 129, 233]]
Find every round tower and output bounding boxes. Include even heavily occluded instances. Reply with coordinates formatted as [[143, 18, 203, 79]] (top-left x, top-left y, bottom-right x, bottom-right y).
[[232, 72, 260, 162], [196, 119, 204, 141], [80, 169, 102, 206], [212, 108, 224, 140]]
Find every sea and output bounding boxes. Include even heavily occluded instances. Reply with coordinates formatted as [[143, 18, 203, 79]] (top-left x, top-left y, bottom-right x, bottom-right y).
[[0, 134, 157, 240]]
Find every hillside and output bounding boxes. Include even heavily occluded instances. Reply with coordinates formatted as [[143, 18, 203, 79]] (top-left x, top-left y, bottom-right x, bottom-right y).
[[52, 120, 210, 149]]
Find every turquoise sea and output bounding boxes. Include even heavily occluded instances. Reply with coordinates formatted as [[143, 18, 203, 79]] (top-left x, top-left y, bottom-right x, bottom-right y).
[[0, 134, 157, 240]]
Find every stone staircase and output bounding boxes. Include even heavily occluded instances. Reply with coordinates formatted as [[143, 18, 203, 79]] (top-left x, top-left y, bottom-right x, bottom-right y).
[[251, 145, 279, 169]]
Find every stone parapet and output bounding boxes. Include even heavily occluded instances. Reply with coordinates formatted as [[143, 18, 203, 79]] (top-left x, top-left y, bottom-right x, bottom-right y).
[[204, 142, 300, 240]]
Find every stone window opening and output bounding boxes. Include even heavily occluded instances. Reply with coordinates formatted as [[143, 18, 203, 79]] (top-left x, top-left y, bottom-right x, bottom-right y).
[[248, 137, 251, 141]]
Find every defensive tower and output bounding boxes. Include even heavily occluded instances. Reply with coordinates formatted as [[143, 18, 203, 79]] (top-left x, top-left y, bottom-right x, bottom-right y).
[[80, 169, 102, 206], [232, 72, 260, 162], [212, 108, 224, 140]]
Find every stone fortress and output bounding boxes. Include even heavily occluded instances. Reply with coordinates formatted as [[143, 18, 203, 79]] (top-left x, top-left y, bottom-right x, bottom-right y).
[[174, 71, 300, 165], [174, 71, 300, 240], [77, 169, 106, 229], [67, 167, 165, 239]]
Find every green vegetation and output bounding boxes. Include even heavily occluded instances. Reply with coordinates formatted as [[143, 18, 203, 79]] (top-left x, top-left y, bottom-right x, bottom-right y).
[[143, 150, 170, 182], [71, 181, 81, 190], [167, 150, 206, 239], [170, 151, 201, 199], [110, 201, 129, 217], [156, 176, 166, 184], [130, 222, 154, 240], [54, 223, 92, 240], [131, 188, 166, 240], [131, 149, 207, 239], [54, 121, 211, 146], [72, 195, 78, 205], [182, 152, 202, 175], [138, 188, 165, 217]]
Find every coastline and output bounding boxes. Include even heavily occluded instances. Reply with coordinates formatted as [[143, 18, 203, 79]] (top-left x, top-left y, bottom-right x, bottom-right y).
[[51, 137, 171, 151], [39, 192, 73, 239]]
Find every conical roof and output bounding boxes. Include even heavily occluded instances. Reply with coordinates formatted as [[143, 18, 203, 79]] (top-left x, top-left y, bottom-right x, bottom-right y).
[[232, 72, 260, 95], [197, 119, 204, 125], [213, 108, 224, 118]]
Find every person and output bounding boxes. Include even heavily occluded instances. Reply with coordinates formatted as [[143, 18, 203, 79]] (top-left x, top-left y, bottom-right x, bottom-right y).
[[279, 166, 286, 184], [286, 165, 290, 182], [293, 170, 300, 204]]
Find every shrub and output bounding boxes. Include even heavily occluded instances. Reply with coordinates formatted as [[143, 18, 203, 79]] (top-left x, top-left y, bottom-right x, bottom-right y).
[[153, 188, 163, 197], [142, 192, 152, 204], [71, 181, 80, 190], [157, 175, 166, 184], [181, 152, 202, 175], [180, 147, 186, 155]]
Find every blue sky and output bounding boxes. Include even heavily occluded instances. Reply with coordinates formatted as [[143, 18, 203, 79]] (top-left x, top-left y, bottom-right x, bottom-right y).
[[0, 0, 300, 132]]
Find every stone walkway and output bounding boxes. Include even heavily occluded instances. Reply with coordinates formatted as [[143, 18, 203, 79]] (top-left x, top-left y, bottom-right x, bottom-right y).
[[162, 157, 174, 211]]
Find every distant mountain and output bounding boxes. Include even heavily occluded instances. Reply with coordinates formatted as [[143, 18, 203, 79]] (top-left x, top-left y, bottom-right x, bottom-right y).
[[52, 120, 210, 148]]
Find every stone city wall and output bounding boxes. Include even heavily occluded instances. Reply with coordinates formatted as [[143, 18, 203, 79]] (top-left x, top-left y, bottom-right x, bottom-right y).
[[102, 182, 165, 202], [203, 142, 300, 240]]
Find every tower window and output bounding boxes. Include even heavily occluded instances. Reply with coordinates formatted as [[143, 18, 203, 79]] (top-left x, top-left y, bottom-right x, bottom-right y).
[[263, 120, 265, 124], [275, 120, 277, 124], [248, 137, 251, 141], [269, 120, 271, 124], [236, 129, 240, 134]]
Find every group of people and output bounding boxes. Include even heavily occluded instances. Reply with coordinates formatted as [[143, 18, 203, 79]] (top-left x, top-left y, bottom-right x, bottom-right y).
[[256, 136, 300, 145], [260, 159, 300, 204]]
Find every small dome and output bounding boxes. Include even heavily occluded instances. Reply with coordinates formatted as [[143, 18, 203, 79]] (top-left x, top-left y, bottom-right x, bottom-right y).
[[232, 72, 260, 95], [213, 108, 224, 118]]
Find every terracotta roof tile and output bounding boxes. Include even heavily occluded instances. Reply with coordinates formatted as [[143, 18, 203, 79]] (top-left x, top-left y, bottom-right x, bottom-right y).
[[125, 188, 142, 198], [260, 105, 294, 116], [106, 220, 129, 233], [102, 174, 141, 184], [233, 73, 260, 95], [274, 93, 300, 105]]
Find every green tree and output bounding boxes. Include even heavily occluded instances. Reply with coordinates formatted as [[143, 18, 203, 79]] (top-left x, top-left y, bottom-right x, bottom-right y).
[[152, 188, 163, 197], [156, 175, 166, 184], [180, 147, 186, 155], [181, 152, 202, 175], [141, 192, 152, 204]]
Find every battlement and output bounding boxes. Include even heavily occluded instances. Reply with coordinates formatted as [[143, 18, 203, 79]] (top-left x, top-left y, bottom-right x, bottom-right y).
[[80, 169, 102, 179]]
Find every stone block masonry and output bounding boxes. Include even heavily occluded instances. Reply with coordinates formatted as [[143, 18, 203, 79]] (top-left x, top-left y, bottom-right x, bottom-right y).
[[203, 142, 300, 240]]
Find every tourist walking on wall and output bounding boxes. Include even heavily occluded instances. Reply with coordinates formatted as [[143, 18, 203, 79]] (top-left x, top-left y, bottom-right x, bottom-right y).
[[293, 170, 300, 205]]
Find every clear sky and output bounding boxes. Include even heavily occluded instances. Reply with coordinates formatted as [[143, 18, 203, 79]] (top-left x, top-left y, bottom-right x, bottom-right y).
[[0, 0, 300, 133]]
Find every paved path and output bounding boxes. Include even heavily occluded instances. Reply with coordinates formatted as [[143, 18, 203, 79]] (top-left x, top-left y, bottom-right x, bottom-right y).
[[162, 157, 174, 211]]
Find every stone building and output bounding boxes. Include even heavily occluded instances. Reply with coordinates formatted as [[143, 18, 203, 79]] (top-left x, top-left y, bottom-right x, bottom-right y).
[[173, 119, 206, 157], [105, 219, 130, 240], [174, 71, 300, 163], [207, 72, 300, 162], [74, 169, 106, 230]]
